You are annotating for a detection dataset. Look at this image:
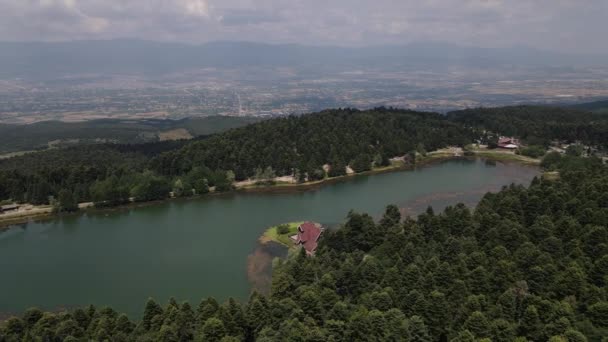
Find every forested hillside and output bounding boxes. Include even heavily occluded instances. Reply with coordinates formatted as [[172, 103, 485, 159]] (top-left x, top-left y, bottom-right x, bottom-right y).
[[0, 141, 195, 206], [0, 108, 473, 206], [1, 155, 606, 341], [447, 106, 608, 147], [0, 106, 605, 208], [150, 108, 472, 180]]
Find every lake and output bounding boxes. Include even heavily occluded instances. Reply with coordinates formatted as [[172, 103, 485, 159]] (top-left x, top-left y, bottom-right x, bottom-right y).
[[0, 158, 538, 317]]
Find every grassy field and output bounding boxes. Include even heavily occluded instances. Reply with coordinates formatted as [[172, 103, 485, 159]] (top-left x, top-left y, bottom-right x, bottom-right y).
[[421, 152, 455, 162], [472, 150, 541, 164], [260, 222, 303, 247], [0, 116, 261, 154], [543, 171, 560, 181], [158, 128, 193, 141]]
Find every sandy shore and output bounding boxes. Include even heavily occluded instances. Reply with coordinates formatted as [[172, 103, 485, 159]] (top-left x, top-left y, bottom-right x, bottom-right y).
[[0, 202, 94, 229]]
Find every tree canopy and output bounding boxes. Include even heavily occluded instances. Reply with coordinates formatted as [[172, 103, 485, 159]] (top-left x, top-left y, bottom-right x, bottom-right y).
[[1, 156, 606, 341]]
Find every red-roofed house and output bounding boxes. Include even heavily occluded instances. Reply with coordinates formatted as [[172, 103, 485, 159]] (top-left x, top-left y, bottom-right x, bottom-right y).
[[498, 136, 520, 149], [292, 221, 324, 255]]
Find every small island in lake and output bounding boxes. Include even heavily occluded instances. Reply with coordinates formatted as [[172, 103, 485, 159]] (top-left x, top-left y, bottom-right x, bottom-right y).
[[260, 221, 324, 255]]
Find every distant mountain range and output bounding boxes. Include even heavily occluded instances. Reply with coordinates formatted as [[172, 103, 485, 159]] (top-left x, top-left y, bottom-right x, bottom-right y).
[[569, 99, 608, 113], [0, 40, 606, 79]]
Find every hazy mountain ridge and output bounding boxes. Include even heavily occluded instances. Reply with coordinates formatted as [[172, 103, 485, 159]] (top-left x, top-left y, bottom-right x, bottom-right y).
[[1, 40, 605, 79], [570, 99, 608, 113]]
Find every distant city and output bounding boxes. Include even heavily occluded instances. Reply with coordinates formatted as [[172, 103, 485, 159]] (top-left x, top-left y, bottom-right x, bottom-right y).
[[1, 41, 607, 124]]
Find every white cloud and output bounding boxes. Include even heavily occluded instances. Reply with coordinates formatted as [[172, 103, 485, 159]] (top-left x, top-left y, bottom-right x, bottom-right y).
[[179, 0, 210, 17], [0, 0, 606, 53]]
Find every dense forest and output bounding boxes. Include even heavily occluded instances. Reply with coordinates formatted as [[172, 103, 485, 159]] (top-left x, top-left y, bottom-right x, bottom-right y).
[[149, 108, 472, 179], [447, 106, 608, 147], [0, 106, 606, 209], [0, 141, 192, 207], [1, 154, 606, 341]]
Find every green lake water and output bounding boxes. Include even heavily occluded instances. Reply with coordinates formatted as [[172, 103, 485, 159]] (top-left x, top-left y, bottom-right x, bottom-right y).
[[0, 158, 538, 317]]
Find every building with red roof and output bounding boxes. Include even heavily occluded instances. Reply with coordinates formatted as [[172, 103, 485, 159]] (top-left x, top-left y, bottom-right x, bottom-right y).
[[498, 136, 520, 149], [292, 221, 324, 255]]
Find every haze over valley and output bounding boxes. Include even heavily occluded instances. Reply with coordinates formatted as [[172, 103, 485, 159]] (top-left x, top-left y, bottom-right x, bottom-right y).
[[1, 40, 607, 124]]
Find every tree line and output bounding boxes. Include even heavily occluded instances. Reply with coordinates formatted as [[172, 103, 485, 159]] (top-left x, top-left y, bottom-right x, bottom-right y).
[[448, 105, 608, 148], [0, 106, 606, 211]]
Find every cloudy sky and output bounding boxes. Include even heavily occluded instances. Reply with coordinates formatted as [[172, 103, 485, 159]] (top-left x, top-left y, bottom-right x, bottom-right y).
[[1, 0, 607, 53]]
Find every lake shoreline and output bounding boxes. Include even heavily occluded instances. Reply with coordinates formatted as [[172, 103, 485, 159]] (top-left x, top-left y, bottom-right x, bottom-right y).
[[0, 152, 540, 230], [0, 157, 541, 318]]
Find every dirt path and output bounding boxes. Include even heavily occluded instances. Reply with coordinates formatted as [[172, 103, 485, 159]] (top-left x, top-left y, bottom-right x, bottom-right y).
[[234, 175, 297, 188], [0, 205, 53, 227], [0, 202, 94, 227]]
